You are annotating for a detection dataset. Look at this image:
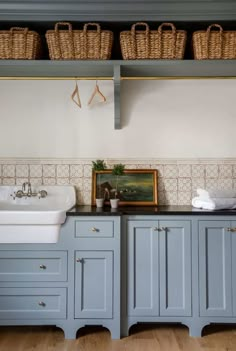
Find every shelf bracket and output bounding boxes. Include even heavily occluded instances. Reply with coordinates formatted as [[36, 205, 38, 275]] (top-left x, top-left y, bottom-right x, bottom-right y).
[[113, 65, 121, 130]]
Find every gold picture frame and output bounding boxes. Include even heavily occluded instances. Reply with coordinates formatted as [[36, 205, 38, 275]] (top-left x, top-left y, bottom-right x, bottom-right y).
[[92, 169, 158, 206]]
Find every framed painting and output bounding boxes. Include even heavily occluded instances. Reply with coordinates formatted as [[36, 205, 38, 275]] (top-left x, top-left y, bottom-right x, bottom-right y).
[[92, 169, 158, 206]]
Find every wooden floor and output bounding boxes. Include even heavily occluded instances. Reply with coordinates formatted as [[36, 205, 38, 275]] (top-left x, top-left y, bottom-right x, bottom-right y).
[[0, 324, 236, 351]]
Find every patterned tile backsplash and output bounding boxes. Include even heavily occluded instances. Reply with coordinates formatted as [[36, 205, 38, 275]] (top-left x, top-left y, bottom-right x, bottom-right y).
[[0, 158, 236, 205]]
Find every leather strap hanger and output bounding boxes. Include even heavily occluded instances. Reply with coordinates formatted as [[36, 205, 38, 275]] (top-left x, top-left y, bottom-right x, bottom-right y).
[[71, 80, 82, 108], [88, 81, 106, 105]]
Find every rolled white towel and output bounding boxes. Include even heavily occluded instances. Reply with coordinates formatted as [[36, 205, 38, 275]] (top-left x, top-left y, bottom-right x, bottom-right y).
[[192, 196, 236, 210], [197, 188, 236, 200]]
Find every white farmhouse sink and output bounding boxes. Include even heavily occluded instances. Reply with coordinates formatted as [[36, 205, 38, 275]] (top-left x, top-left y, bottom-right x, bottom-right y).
[[0, 185, 76, 243]]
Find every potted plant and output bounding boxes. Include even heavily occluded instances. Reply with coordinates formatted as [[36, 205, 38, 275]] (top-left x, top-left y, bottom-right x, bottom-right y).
[[92, 159, 107, 207], [110, 163, 125, 209]]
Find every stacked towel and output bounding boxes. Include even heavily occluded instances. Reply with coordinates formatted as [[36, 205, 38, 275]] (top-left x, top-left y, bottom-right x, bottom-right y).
[[197, 188, 236, 200], [192, 188, 236, 210]]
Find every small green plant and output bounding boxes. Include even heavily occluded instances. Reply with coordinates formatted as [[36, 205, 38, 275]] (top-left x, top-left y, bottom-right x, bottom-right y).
[[92, 160, 107, 199], [112, 163, 125, 198], [92, 159, 107, 171]]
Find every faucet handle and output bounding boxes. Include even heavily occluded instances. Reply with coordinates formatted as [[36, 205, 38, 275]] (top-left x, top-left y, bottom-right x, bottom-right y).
[[10, 192, 16, 200], [16, 190, 24, 198], [38, 190, 47, 199]]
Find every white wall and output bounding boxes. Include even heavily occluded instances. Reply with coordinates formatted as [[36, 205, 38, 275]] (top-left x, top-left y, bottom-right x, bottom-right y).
[[0, 79, 235, 158]]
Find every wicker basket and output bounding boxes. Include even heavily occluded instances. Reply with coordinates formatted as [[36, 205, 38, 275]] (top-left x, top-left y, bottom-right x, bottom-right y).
[[0, 27, 41, 59], [193, 24, 236, 59], [120, 22, 187, 60], [46, 22, 113, 60]]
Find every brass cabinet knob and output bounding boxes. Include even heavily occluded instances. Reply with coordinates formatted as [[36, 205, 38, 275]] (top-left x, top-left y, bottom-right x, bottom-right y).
[[39, 264, 46, 269], [38, 301, 46, 307], [91, 227, 98, 232], [76, 258, 83, 263]]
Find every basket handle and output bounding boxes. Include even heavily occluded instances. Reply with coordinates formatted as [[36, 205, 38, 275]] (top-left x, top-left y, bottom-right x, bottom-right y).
[[206, 24, 223, 58], [83, 23, 101, 34], [83, 23, 101, 59], [9, 27, 29, 57], [131, 22, 150, 58], [158, 22, 176, 59], [54, 22, 75, 59], [55, 22, 72, 32], [10, 27, 28, 34]]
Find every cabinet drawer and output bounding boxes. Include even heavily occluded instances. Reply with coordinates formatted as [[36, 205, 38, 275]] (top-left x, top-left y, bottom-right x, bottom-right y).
[[75, 220, 114, 238], [0, 287, 67, 319], [0, 251, 67, 282]]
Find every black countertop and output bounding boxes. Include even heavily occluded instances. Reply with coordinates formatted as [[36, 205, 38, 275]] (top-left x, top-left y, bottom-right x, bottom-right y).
[[67, 205, 236, 216]]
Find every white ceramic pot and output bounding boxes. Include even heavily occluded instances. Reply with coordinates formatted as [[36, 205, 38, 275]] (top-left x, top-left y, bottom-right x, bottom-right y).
[[110, 199, 120, 209], [96, 198, 104, 208]]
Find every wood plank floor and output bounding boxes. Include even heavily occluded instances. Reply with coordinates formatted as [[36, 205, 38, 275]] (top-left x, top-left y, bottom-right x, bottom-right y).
[[0, 324, 236, 351]]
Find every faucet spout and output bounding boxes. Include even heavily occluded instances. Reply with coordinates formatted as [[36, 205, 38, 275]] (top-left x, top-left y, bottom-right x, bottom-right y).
[[22, 182, 32, 196]]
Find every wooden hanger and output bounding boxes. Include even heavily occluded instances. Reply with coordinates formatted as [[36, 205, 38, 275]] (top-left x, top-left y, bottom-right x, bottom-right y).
[[71, 80, 82, 108], [88, 81, 106, 105]]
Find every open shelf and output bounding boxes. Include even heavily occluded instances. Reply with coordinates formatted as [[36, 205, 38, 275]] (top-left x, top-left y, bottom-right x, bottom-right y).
[[0, 59, 236, 129], [1, 60, 236, 78]]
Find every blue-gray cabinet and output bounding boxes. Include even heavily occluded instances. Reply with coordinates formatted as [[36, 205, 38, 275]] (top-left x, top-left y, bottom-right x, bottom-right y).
[[3, 212, 236, 338], [74, 250, 113, 319], [127, 220, 159, 317], [199, 221, 232, 317], [0, 215, 121, 340], [125, 216, 192, 336], [159, 220, 191, 317], [199, 220, 236, 319], [65, 216, 121, 339]]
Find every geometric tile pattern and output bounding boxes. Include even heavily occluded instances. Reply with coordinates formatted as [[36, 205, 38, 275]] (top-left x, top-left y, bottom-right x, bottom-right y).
[[0, 158, 236, 206]]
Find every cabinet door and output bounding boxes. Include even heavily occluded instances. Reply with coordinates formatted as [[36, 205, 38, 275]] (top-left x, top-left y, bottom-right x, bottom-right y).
[[199, 221, 232, 317], [75, 251, 113, 319], [159, 220, 191, 316], [231, 221, 236, 315], [127, 220, 159, 316]]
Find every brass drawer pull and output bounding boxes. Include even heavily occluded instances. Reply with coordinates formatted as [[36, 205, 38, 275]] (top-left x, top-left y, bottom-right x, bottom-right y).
[[38, 301, 46, 307], [39, 264, 47, 269], [76, 258, 83, 263]]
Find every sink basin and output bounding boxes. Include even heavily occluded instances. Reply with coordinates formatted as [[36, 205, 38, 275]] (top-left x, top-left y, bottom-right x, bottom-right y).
[[0, 185, 76, 243]]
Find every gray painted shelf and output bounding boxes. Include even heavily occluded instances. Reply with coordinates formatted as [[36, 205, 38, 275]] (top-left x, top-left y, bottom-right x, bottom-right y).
[[0, 59, 236, 129], [1, 60, 236, 78], [0, 0, 235, 21]]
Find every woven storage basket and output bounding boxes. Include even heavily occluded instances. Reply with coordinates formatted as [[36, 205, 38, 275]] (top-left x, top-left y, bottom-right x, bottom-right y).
[[120, 22, 187, 59], [46, 22, 113, 60], [0, 27, 41, 59], [193, 24, 236, 59]]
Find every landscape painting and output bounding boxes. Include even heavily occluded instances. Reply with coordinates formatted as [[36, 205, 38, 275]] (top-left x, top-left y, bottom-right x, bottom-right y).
[[92, 169, 158, 206]]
